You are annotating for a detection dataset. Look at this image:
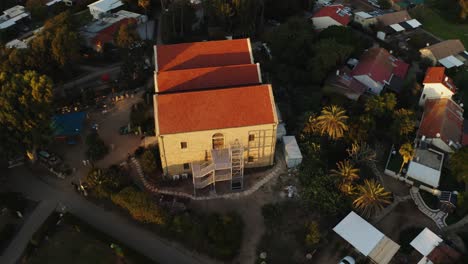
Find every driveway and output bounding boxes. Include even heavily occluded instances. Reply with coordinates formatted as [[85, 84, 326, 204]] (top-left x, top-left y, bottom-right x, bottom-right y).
[[4, 167, 218, 264]]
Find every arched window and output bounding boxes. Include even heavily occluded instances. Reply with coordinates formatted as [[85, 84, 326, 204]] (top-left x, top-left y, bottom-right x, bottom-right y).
[[212, 133, 224, 150]]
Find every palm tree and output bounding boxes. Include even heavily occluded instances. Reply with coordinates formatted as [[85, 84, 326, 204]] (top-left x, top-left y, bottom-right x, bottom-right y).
[[315, 105, 348, 140], [330, 160, 359, 182], [346, 141, 376, 165], [330, 160, 359, 194], [399, 142, 414, 174], [138, 0, 150, 40], [353, 179, 392, 218]]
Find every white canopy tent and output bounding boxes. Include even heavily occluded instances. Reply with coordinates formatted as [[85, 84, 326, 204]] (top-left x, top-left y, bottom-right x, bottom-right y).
[[334, 211, 400, 264], [406, 162, 441, 188]]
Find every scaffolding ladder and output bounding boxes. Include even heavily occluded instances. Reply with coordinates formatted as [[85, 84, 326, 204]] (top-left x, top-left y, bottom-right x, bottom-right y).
[[230, 140, 244, 190]]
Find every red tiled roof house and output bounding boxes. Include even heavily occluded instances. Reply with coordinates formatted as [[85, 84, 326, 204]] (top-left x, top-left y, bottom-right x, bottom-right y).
[[419, 67, 457, 107], [350, 47, 409, 95], [153, 38, 278, 191], [418, 98, 464, 153], [311, 5, 351, 30]]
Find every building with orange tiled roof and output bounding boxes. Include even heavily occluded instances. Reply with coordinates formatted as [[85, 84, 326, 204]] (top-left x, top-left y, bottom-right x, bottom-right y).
[[419, 67, 457, 106], [417, 98, 464, 153], [153, 38, 278, 192]]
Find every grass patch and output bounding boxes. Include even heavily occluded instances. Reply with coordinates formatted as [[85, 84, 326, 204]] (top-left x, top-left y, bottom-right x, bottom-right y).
[[386, 151, 403, 173], [409, 6, 468, 47], [73, 9, 93, 27], [26, 213, 156, 264], [420, 191, 439, 210]]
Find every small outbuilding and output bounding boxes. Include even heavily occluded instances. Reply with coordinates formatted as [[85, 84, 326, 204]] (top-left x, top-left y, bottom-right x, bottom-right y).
[[283, 136, 302, 168], [333, 211, 400, 264]]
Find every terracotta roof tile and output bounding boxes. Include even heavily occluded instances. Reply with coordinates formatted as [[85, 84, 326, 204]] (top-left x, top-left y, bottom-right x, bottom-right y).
[[352, 47, 408, 84], [156, 85, 277, 134], [418, 98, 464, 145], [313, 5, 351, 26], [156, 64, 261, 93], [423, 67, 457, 93], [156, 38, 253, 72], [352, 47, 394, 83]]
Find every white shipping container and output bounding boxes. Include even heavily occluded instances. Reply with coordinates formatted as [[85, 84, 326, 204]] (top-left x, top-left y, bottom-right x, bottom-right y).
[[283, 136, 303, 168]]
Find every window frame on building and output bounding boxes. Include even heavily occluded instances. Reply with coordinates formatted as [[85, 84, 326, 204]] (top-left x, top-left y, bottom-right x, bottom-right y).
[[180, 141, 187, 149]]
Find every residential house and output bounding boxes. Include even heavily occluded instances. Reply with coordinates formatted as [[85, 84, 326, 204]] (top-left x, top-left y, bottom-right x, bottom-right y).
[[0, 5, 30, 30], [410, 228, 461, 264], [375, 10, 421, 40], [5, 26, 43, 49], [153, 38, 278, 191], [406, 140, 444, 188], [46, 0, 64, 6], [351, 47, 409, 95], [80, 10, 146, 51], [353, 11, 377, 28], [417, 98, 464, 153], [419, 67, 457, 106], [311, 4, 351, 30], [333, 211, 400, 264], [420, 39, 468, 68], [88, 0, 124, 20]]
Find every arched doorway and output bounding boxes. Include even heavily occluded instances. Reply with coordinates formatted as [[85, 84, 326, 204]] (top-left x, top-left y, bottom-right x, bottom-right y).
[[212, 133, 224, 150]]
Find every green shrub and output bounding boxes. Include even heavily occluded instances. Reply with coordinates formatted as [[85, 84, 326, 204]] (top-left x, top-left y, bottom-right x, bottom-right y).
[[140, 150, 157, 174], [0, 192, 28, 213], [399, 227, 424, 254], [305, 221, 320, 249], [111, 187, 166, 225], [262, 203, 284, 228], [85, 132, 109, 161]]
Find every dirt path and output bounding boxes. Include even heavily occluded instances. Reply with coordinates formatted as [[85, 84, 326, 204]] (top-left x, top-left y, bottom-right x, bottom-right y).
[[191, 171, 286, 264]]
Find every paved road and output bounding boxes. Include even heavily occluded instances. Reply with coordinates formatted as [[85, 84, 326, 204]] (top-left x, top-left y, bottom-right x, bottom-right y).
[[0, 200, 56, 264], [4, 167, 217, 264], [60, 63, 122, 91]]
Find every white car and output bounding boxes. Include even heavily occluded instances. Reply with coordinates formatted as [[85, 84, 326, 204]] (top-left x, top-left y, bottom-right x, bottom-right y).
[[339, 256, 356, 264]]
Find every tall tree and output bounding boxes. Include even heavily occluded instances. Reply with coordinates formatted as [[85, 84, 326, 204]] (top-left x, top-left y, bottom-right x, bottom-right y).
[[330, 160, 359, 194], [391, 108, 415, 143], [138, 0, 151, 39], [450, 147, 468, 186], [0, 71, 53, 157], [346, 141, 376, 165], [459, 0, 468, 20], [353, 179, 392, 218], [115, 21, 141, 49], [364, 93, 397, 117], [330, 160, 359, 183], [26, 0, 48, 21], [315, 105, 348, 140], [399, 142, 414, 174]]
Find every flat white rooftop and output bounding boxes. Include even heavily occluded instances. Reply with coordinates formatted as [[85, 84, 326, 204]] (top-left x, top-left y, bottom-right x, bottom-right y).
[[88, 0, 124, 12], [410, 228, 442, 256]]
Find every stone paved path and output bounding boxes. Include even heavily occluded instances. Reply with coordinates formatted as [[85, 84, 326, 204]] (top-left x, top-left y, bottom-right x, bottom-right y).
[[131, 150, 287, 201], [410, 187, 447, 229]]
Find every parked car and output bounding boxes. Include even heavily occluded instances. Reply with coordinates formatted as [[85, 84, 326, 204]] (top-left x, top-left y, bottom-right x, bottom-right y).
[[339, 256, 355, 264], [119, 125, 131, 135], [38, 150, 61, 167]]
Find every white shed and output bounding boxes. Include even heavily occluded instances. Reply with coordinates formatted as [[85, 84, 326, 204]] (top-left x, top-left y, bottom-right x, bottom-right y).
[[333, 211, 400, 264], [88, 0, 123, 19], [283, 136, 302, 168]]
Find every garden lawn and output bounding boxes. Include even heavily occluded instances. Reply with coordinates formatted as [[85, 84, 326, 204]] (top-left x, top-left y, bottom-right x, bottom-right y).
[[27, 214, 155, 264], [409, 7, 468, 47], [386, 151, 403, 174]]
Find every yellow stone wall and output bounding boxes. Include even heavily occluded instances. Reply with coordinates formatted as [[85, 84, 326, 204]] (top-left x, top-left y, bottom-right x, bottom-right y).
[[158, 124, 277, 176]]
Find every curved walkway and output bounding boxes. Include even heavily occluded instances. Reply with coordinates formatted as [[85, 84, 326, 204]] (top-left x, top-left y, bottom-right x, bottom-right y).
[[5, 167, 218, 264], [131, 151, 287, 201], [410, 187, 447, 229]]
